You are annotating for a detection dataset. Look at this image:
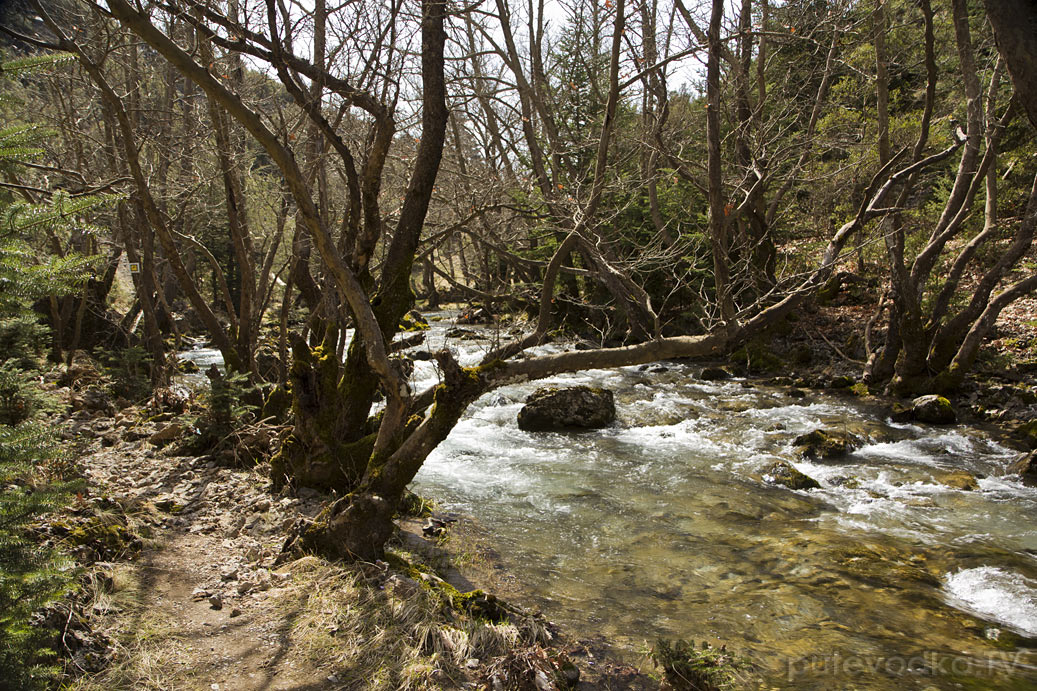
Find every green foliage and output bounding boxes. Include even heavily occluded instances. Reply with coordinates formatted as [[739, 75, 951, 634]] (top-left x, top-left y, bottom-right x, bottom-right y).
[[0, 362, 59, 425], [0, 49, 107, 687], [95, 345, 151, 401], [650, 638, 750, 691], [0, 421, 80, 689]]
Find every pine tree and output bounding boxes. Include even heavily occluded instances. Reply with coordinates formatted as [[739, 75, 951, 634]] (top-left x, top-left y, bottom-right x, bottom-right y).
[[0, 51, 112, 688]]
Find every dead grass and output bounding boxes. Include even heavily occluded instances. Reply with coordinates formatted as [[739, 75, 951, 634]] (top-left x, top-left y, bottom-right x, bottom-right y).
[[266, 555, 551, 690]]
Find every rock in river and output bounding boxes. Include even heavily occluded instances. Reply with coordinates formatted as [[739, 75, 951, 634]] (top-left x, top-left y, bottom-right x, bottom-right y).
[[936, 470, 980, 491], [1005, 451, 1037, 486], [763, 460, 821, 490], [793, 429, 862, 460], [892, 394, 957, 424], [517, 386, 616, 432]]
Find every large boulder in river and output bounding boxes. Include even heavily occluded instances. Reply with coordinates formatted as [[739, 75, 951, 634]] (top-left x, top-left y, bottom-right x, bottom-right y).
[[517, 386, 616, 432], [793, 429, 862, 460], [891, 395, 957, 424], [762, 460, 821, 490]]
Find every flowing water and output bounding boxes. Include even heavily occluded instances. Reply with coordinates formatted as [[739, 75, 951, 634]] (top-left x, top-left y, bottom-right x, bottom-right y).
[[180, 315, 1037, 688], [407, 316, 1037, 689]]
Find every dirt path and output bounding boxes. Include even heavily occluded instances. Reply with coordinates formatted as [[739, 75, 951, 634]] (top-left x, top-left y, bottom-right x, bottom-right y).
[[71, 416, 335, 690]]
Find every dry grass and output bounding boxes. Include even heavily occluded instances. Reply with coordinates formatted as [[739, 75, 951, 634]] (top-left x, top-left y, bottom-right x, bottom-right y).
[[69, 563, 196, 691], [269, 555, 551, 690]]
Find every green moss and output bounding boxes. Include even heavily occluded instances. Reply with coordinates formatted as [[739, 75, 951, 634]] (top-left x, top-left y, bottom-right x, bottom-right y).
[[650, 638, 750, 690], [52, 513, 149, 559], [399, 311, 430, 332], [849, 382, 869, 397], [262, 384, 291, 421], [394, 556, 510, 623], [792, 429, 862, 460], [396, 490, 435, 518]]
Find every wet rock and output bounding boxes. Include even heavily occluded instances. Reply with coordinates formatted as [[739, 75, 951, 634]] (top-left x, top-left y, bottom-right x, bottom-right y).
[[555, 655, 580, 688], [699, 366, 731, 381], [762, 461, 821, 490], [411, 350, 434, 361], [445, 327, 481, 340], [517, 386, 616, 432], [937, 470, 979, 491], [178, 359, 200, 374], [1005, 452, 1037, 485], [1012, 420, 1037, 450], [828, 375, 855, 389], [892, 395, 957, 424], [793, 429, 862, 460], [149, 423, 184, 446]]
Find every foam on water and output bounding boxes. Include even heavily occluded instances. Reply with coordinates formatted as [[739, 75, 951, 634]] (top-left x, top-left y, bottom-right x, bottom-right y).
[[943, 566, 1037, 635]]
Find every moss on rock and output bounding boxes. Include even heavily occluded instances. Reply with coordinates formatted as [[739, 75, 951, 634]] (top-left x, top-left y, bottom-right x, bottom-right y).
[[793, 429, 862, 460]]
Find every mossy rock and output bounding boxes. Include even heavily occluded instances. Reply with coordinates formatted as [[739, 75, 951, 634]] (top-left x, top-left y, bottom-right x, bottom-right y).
[[51, 513, 149, 560], [399, 310, 430, 332], [517, 386, 616, 432], [400, 560, 511, 623], [1014, 420, 1037, 450], [793, 429, 862, 460], [828, 375, 855, 389], [397, 490, 435, 518], [762, 461, 821, 490], [893, 395, 957, 424]]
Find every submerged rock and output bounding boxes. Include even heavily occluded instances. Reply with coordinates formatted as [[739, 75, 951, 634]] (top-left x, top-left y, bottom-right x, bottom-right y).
[[937, 470, 980, 491], [517, 386, 616, 432], [892, 395, 957, 424], [763, 460, 821, 490], [793, 429, 862, 460]]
